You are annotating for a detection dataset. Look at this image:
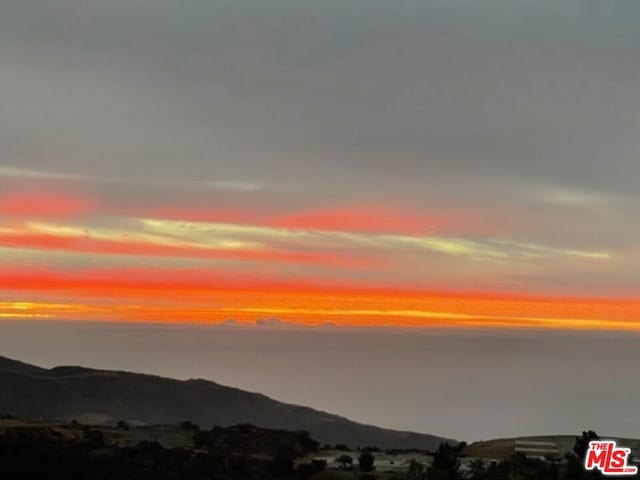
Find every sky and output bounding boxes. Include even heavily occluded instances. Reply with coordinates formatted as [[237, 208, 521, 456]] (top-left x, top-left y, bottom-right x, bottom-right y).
[[1, 0, 640, 329]]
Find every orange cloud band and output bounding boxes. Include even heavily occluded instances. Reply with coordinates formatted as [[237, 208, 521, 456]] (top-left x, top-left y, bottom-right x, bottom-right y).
[[2, 267, 639, 330]]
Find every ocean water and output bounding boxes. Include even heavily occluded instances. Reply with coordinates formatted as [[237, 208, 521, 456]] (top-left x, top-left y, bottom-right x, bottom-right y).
[[0, 320, 638, 442]]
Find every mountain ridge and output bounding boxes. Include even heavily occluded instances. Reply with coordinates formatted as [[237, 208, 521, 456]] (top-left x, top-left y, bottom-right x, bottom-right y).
[[0, 355, 453, 449]]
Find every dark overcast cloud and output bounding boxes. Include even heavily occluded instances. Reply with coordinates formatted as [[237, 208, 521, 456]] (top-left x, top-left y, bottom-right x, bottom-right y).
[[1, 0, 639, 192]]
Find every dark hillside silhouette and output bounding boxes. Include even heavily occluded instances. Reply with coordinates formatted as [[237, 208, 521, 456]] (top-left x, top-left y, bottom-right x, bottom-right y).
[[0, 355, 451, 450]]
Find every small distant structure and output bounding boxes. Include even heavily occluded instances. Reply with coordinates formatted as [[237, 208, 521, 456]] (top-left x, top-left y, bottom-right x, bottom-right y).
[[514, 440, 559, 459]]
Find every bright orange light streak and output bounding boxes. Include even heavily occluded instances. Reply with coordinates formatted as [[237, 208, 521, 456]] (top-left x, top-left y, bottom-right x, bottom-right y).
[[2, 267, 639, 330]]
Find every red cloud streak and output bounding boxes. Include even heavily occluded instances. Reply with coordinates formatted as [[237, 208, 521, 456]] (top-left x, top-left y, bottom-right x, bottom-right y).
[[0, 191, 95, 218], [0, 231, 369, 267]]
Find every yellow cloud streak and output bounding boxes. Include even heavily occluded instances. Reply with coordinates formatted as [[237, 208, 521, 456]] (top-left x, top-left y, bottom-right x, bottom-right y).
[[24, 221, 262, 250], [141, 218, 611, 261]]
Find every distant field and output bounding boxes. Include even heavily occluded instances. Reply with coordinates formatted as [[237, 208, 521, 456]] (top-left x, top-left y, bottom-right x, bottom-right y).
[[465, 435, 640, 460], [307, 449, 432, 474]]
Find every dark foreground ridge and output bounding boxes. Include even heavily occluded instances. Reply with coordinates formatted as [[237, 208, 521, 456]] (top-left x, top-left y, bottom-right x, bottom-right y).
[[0, 419, 327, 480], [0, 355, 451, 450], [1, 418, 637, 480]]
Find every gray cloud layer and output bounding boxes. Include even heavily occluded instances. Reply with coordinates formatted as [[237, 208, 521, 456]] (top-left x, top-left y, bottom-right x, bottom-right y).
[[1, 0, 639, 290], [2, 0, 639, 188]]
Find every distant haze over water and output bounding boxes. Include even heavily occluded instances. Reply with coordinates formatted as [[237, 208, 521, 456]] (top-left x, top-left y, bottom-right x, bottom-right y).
[[1, 321, 638, 441]]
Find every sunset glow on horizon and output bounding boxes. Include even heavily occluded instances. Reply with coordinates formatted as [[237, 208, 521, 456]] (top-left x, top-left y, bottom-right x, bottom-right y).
[[1, 181, 638, 330]]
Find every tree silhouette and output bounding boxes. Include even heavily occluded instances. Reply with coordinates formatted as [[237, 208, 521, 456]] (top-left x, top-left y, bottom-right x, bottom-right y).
[[565, 431, 604, 480], [467, 458, 486, 480], [574, 431, 600, 459], [358, 451, 375, 472], [407, 459, 427, 480], [427, 442, 462, 480], [336, 454, 353, 469]]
